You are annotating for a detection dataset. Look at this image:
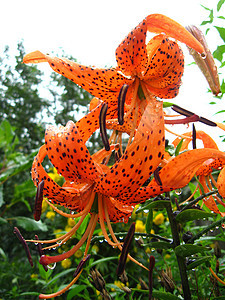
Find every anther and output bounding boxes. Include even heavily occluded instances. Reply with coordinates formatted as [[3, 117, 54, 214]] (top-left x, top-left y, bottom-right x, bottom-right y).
[[154, 167, 162, 186], [118, 84, 129, 125], [192, 124, 196, 149], [73, 254, 91, 277], [34, 180, 44, 221], [117, 222, 135, 277], [14, 227, 33, 267], [99, 103, 110, 151]]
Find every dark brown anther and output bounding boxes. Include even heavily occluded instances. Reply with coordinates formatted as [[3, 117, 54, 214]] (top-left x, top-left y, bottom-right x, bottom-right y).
[[35, 235, 48, 272], [192, 124, 196, 149], [73, 254, 91, 277], [118, 84, 129, 125], [154, 167, 162, 186], [117, 222, 135, 277], [14, 227, 33, 267], [99, 103, 110, 151], [199, 116, 217, 127], [34, 180, 44, 221], [171, 105, 193, 117], [149, 256, 155, 300]]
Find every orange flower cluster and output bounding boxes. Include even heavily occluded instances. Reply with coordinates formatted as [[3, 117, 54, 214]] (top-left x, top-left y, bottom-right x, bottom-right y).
[[16, 13, 225, 298]]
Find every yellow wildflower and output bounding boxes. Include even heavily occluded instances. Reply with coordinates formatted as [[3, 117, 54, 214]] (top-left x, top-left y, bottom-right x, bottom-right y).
[[61, 258, 72, 269], [111, 281, 125, 291], [30, 273, 38, 279], [65, 225, 73, 232], [41, 199, 48, 213], [91, 245, 99, 254], [135, 220, 146, 233], [74, 249, 83, 258], [67, 218, 76, 227], [48, 167, 61, 182], [46, 211, 56, 220], [153, 213, 165, 226], [54, 229, 63, 239]]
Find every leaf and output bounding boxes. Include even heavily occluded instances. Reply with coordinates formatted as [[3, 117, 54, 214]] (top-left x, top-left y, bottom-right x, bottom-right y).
[[175, 138, 183, 156], [144, 241, 174, 250], [67, 285, 87, 300], [146, 209, 153, 234], [90, 256, 118, 268], [175, 244, 209, 257], [163, 102, 174, 108], [0, 247, 7, 260], [152, 290, 180, 299], [215, 26, 225, 43], [186, 256, 212, 270], [217, 0, 225, 11], [136, 200, 171, 213], [175, 209, 214, 223], [0, 217, 8, 224], [15, 216, 48, 232]]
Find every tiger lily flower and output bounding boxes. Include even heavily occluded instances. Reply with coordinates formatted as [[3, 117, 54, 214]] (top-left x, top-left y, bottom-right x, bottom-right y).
[[25, 99, 165, 298], [172, 130, 225, 215], [23, 14, 204, 134]]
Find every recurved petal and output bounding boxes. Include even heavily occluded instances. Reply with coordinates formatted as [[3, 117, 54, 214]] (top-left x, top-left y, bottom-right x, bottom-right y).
[[104, 196, 133, 223], [23, 51, 132, 101], [32, 145, 89, 210], [146, 14, 205, 55], [131, 148, 225, 203], [217, 167, 225, 198], [94, 99, 165, 199], [45, 120, 99, 183], [116, 18, 148, 76], [144, 35, 184, 99]]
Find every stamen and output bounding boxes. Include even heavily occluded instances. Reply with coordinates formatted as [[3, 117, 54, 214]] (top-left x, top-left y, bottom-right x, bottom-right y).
[[149, 256, 155, 300], [39, 270, 83, 299], [117, 222, 135, 277], [35, 235, 48, 272], [14, 227, 33, 267], [73, 254, 91, 277], [209, 267, 225, 286], [192, 124, 196, 149], [172, 105, 217, 126], [39, 214, 96, 265], [34, 180, 44, 221], [118, 84, 129, 125], [154, 167, 162, 186], [99, 103, 110, 151], [165, 114, 200, 125]]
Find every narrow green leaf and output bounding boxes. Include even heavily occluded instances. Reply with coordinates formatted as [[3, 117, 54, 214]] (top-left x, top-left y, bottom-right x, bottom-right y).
[[175, 209, 214, 223], [163, 102, 174, 108], [186, 256, 212, 270], [90, 256, 118, 268], [144, 241, 174, 250], [175, 139, 183, 156], [136, 200, 171, 213], [15, 216, 48, 232], [0, 185, 4, 207], [67, 285, 87, 300], [217, 0, 225, 11], [152, 290, 181, 299], [175, 244, 209, 257], [146, 209, 153, 234]]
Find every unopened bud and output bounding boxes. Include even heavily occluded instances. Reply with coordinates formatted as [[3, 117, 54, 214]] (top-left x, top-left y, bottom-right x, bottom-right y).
[[160, 269, 175, 293], [182, 231, 193, 244], [214, 241, 222, 259]]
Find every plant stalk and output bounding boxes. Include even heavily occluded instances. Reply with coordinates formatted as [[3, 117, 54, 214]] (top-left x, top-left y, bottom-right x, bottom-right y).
[[166, 202, 191, 300]]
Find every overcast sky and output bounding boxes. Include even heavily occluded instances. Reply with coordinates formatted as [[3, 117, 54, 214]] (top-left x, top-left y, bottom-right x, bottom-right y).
[[1, 0, 225, 146]]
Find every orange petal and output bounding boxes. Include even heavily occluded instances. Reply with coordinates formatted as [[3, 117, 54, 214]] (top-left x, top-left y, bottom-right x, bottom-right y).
[[217, 167, 225, 198], [104, 196, 133, 223], [146, 14, 205, 55], [94, 99, 165, 199], [45, 120, 99, 183], [115, 18, 148, 76], [132, 148, 225, 203], [23, 51, 132, 101], [32, 145, 89, 210], [144, 35, 184, 99]]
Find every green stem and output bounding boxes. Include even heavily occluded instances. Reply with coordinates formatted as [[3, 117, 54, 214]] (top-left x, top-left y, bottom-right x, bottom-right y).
[[166, 202, 191, 299]]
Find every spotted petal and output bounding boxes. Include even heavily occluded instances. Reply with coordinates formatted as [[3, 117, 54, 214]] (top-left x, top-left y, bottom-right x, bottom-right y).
[[94, 99, 165, 200], [132, 148, 225, 203], [23, 51, 132, 102]]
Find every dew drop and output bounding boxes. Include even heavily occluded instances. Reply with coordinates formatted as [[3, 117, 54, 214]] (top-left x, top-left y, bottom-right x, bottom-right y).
[[175, 189, 182, 195], [47, 262, 56, 270]]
